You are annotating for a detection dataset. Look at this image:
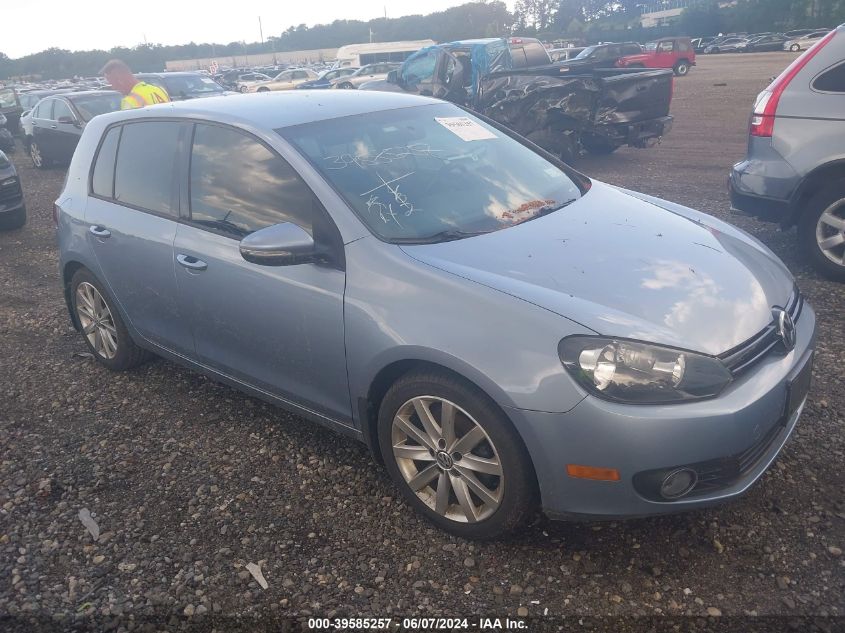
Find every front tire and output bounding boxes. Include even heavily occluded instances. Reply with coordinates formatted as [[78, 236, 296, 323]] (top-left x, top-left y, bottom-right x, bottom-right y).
[[378, 371, 536, 539], [337, 82, 354, 90], [0, 207, 25, 231], [70, 269, 150, 370], [790, 44, 800, 52], [798, 182, 845, 281], [673, 61, 690, 76]]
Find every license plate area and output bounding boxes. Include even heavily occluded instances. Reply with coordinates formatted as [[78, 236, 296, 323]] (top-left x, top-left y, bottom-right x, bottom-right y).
[[785, 352, 813, 420]]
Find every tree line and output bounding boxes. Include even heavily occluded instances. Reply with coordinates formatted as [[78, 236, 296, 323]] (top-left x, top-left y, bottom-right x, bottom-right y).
[[1, 0, 843, 80]]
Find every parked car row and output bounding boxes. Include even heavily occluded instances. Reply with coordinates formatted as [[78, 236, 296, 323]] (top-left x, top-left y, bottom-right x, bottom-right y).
[[694, 29, 832, 54]]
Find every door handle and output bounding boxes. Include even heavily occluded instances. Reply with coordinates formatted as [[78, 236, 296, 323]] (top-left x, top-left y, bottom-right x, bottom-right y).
[[89, 225, 111, 238], [176, 253, 208, 271]]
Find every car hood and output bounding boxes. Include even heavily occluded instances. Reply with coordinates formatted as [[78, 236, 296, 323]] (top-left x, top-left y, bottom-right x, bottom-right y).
[[400, 182, 794, 356]]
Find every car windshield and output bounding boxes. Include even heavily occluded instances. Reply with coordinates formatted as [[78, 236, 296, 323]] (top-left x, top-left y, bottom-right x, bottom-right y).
[[162, 75, 224, 96], [281, 103, 585, 242], [575, 46, 598, 59], [70, 94, 122, 122]]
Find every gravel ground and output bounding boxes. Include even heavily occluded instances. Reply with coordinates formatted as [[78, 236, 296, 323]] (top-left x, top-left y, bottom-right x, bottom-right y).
[[1, 53, 843, 632]]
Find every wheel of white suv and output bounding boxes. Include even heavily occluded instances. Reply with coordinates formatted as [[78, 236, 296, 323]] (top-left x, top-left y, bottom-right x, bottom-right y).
[[378, 371, 536, 539], [70, 268, 150, 370], [674, 61, 690, 76], [798, 182, 845, 282]]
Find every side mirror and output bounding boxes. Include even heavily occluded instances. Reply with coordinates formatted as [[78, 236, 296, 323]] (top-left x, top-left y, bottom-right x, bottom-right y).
[[57, 115, 77, 125], [239, 222, 315, 266], [386, 69, 399, 83]]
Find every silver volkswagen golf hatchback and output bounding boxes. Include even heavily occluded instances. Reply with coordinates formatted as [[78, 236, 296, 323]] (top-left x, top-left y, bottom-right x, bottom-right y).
[[56, 92, 815, 538]]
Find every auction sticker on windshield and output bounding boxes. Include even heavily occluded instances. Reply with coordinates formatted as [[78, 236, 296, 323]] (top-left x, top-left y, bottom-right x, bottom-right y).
[[434, 117, 497, 141]]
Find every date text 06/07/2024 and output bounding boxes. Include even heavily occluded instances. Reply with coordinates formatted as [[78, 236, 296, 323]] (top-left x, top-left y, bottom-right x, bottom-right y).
[[305, 617, 528, 630]]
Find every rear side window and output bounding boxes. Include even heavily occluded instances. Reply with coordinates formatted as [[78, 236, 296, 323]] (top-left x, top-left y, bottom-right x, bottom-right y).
[[91, 126, 120, 198], [114, 121, 181, 215], [813, 62, 845, 93], [189, 123, 314, 238]]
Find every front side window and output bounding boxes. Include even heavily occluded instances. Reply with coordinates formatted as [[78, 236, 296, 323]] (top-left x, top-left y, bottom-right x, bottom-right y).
[[282, 103, 584, 242], [401, 53, 437, 85], [36, 99, 54, 120], [658, 41, 674, 53], [70, 94, 122, 121], [189, 123, 314, 238], [114, 121, 181, 215], [52, 99, 74, 122]]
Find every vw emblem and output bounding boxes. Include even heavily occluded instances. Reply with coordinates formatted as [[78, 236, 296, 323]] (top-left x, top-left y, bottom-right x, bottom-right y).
[[774, 308, 796, 352]]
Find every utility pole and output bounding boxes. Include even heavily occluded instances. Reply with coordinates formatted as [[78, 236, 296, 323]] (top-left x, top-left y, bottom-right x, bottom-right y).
[[259, 16, 264, 47]]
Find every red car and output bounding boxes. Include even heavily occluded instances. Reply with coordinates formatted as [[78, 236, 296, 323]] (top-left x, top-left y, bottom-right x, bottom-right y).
[[616, 37, 696, 76]]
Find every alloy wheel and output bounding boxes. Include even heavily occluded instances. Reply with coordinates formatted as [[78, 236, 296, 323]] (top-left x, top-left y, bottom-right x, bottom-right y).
[[30, 142, 42, 168], [75, 282, 119, 359], [815, 199, 845, 267], [391, 396, 503, 523]]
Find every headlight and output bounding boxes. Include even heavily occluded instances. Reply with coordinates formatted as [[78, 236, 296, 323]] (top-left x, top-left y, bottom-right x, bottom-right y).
[[559, 336, 732, 404]]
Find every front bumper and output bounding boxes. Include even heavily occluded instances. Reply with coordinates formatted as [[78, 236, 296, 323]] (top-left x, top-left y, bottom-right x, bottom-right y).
[[507, 303, 816, 519]]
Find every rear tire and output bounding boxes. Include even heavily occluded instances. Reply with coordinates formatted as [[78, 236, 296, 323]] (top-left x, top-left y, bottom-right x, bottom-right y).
[[798, 182, 845, 282], [70, 268, 151, 370], [789, 44, 800, 52], [30, 140, 48, 169], [580, 136, 620, 155], [377, 371, 536, 539], [257, 87, 270, 93], [673, 61, 690, 76]]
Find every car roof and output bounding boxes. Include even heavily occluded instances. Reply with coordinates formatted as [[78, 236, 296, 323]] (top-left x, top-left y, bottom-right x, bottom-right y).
[[65, 90, 120, 100], [95, 90, 443, 129]]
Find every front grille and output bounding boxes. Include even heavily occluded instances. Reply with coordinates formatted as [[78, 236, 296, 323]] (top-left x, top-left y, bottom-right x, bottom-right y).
[[0, 177, 22, 205], [718, 287, 803, 376]]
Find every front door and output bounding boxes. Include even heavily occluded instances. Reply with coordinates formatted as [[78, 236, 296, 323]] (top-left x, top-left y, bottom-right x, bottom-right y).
[[85, 121, 194, 356], [173, 122, 350, 420], [654, 40, 676, 68], [50, 99, 81, 163]]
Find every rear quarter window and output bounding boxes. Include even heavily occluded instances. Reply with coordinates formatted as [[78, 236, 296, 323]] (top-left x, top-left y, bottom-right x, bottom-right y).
[[813, 62, 845, 93], [91, 126, 121, 198]]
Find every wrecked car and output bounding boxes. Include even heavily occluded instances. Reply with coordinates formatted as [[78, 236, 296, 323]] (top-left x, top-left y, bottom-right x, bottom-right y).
[[360, 38, 673, 159]]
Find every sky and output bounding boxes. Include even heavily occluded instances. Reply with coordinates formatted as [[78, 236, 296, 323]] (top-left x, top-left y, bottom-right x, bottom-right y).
[[3, 0, 517, 59]]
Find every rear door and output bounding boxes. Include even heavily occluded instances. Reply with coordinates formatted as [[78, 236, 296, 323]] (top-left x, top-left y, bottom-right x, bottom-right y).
[[85, 121, 194, 355], [31, 98, 57, 160], [172, 122, 350, 419]]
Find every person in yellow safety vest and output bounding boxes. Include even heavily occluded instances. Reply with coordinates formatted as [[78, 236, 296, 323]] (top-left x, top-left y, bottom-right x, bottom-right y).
[[100, 59, 171, 110]]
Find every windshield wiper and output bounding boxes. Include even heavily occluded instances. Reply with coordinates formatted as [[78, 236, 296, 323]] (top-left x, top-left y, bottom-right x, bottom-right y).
[[395, 229, 491, 244]]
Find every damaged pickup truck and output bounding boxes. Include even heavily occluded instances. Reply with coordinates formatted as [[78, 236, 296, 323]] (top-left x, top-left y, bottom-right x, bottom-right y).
[[360, 38, 674, 160]]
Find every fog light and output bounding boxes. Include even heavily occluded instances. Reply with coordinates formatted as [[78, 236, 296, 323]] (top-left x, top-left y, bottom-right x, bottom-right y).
[[660, 468, 697, 499]]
